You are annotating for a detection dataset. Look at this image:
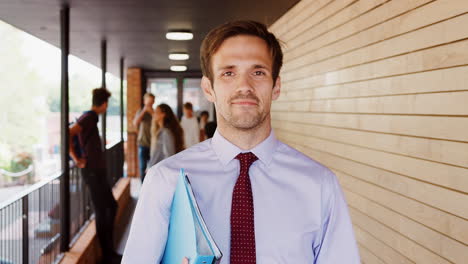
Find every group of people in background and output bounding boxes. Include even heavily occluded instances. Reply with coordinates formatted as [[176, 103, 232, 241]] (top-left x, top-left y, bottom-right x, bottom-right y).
[[133, 92, 217, 181], [68, 88, 216, 263]]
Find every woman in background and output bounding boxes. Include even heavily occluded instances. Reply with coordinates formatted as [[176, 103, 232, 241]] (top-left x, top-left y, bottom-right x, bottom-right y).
[[145, 104, 184, 181]]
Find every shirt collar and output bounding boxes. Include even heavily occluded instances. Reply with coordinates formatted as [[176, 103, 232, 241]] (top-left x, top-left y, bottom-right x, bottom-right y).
[[211, 129, 278, 167]]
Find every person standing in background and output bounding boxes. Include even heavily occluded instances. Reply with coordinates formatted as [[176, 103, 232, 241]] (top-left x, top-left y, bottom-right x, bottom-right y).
[[133, 93, 155, 181], [145, 103, 185, 180], [180, 102, 199, 148], [69, 88, 121, 264], [199, 110, 209, 141]]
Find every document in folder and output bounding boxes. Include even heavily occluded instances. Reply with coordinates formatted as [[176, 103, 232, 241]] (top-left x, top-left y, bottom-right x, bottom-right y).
[[161, 169, 223, 264]]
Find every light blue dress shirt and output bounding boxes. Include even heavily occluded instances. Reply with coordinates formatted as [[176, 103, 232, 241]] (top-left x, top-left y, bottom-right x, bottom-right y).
[[122, 130, 360, 264]]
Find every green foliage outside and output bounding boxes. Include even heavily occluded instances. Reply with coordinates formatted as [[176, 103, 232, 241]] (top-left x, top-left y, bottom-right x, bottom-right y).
[[10, 152, 33, 172], [0, 22, 50, 170]]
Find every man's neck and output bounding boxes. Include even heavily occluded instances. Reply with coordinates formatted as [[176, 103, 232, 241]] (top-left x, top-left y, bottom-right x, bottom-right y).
[[217, 116, 272, 150], [91, 106, 100, 114]]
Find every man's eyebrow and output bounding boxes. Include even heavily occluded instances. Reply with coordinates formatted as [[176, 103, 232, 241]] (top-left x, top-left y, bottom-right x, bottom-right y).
[[216, 65, 236, 71], [253, 64, 269, 69], [215, 64, 270, 71]]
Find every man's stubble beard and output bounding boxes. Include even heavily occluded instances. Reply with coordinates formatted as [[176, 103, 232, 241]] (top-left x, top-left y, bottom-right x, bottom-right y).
[[215, 96, 270, 131]]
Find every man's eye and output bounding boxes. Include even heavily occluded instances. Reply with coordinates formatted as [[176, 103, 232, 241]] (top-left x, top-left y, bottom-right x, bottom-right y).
[[223, 71, 234, 76], [253, 71, 266, 76]]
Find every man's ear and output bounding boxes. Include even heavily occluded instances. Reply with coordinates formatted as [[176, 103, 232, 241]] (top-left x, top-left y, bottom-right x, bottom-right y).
[[272, 76, 281, 101], [201, 76, 216, 103]]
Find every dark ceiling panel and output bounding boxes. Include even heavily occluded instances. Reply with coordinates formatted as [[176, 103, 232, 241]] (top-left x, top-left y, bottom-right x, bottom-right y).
[[0, 0, 299, 77]]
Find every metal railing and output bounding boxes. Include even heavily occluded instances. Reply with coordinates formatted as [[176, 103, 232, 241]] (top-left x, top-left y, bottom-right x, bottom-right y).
[[0, 173, 62, 264], [0, 140, 124, 264], [106, 141, 124, 187], [68, 167, 92, 247]]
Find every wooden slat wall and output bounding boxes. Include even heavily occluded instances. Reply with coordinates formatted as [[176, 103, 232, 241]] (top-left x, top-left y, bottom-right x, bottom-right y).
[[269, 0, 468, 263]]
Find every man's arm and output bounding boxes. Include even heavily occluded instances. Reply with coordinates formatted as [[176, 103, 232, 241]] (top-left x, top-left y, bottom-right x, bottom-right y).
[[133, 106, 153, 127], [69, 123, 86, 168], [161, 129, 176, 157], [313, 171, 360, 263], [122, 166, 174, 263]]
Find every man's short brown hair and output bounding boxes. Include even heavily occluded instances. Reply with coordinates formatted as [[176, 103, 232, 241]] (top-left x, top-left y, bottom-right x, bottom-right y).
[[200, 20, 283, 83], [143, 93, 155, 100], [183, 102, 193, 111], [92, 88, 111, 107]]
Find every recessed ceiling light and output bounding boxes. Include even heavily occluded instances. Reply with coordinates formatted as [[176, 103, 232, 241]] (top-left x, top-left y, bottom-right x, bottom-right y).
[[170, 65, 187, 72], [169, 53, 190, 61], [166, 31, 193, 41]]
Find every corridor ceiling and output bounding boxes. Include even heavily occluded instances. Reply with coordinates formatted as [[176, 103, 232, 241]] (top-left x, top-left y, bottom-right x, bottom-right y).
[[0, 0, 299, 77]]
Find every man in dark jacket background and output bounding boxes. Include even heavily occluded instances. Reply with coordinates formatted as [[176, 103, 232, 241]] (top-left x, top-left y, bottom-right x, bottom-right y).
[[69, 87, 121, 264]]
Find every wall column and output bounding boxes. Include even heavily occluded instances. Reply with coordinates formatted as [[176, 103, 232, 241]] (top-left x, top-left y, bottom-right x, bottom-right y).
[[126, 68, 142, 178], [59, 4, 70, 252]]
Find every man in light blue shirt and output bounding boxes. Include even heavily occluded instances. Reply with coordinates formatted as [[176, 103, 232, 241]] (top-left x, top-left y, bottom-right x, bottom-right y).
[[123, 20, 360, 264]]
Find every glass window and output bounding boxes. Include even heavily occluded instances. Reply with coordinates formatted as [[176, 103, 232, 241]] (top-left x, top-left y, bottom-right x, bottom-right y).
[[0, 19, 124, 187], [0, 20, 62, 187], [148, 78, 178, 114], [105, 73, 126, 145], [183, 78, 214, 121]]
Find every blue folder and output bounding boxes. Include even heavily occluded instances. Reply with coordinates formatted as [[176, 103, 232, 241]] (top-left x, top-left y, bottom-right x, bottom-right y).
[[161, 169, 223, 264]]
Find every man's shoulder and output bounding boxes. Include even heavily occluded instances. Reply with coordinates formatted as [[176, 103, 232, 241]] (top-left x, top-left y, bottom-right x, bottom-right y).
[[78, 110, 95, 120], [159, 128, 172, 138], [77, 111, 97, 127], [274, 139, 335, 181], [151, 139, 213, 170], [183, 116, 197, 122], [135, 108, 144, 115]]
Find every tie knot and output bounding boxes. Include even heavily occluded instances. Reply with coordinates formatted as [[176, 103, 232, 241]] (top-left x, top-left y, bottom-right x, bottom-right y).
[[235, 152, 258, 169]]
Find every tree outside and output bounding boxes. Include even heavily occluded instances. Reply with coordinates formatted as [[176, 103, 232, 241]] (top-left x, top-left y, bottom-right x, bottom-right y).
[[0, 19, 125, 189]]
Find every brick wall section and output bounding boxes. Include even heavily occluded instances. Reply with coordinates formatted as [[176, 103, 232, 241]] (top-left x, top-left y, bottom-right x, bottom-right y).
[[126, 68, 142, 178]]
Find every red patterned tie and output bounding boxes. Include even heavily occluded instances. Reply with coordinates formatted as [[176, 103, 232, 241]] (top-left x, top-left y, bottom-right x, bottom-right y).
[[230, 152, 258, 264]]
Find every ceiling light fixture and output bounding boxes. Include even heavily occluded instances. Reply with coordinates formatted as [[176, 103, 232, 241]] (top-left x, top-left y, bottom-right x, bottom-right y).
[[170, 65, 187, 72], [169, 53, 190, 61], [166, 30, 193, 41]]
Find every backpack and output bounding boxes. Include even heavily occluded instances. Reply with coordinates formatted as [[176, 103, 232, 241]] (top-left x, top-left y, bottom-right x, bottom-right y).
[[69, 111, 93, 161], [71, 131, 84, 159]]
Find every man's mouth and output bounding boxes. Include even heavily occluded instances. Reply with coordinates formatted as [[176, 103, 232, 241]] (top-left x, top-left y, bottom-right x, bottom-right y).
[[231, 100, 258, 106]]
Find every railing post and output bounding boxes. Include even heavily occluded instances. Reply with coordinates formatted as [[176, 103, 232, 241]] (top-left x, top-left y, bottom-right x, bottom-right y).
[[120, 57, 124, 143], [60, 4, 71, 252], [101, 39, 107, 150], [177, 76, 184, 120], [22, 197, 29, 264]]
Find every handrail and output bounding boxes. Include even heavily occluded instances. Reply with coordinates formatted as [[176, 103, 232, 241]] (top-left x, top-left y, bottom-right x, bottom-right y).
[[0, 164, 33, 177], [0, 171, 62, 210], [106, 139, 123, 150], [0, 141, 123, 210], [0, 139, 124, 263]]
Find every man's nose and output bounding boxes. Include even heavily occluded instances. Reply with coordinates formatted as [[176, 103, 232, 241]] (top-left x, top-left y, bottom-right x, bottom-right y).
[[236, 73, 254, 94]]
